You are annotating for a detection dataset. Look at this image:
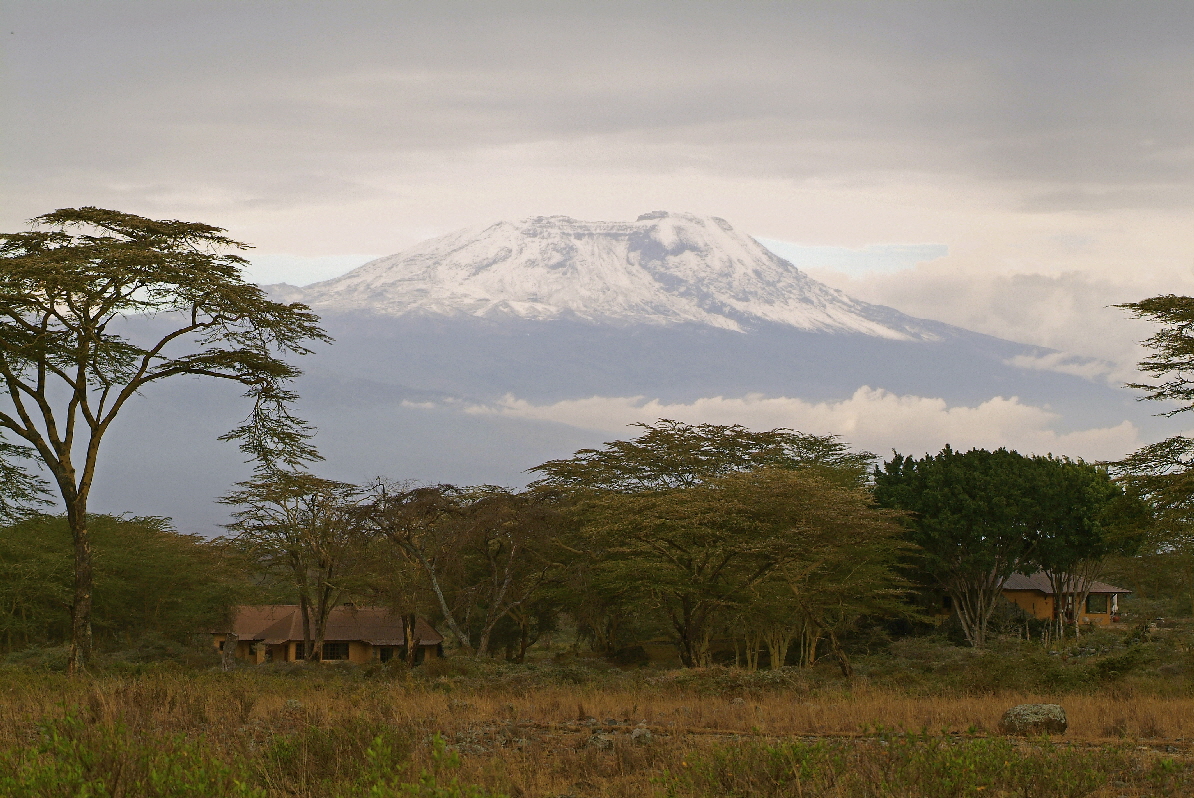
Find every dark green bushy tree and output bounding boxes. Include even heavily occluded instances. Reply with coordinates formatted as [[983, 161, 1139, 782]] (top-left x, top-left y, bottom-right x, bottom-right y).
[[876, 447, 1142, 646], [0, 515, 242, 656], [875, 447, 1040, 647], [1030, 456, 1146, 639]]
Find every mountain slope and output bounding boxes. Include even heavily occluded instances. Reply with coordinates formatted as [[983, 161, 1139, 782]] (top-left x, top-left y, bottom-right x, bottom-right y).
[[82, 212, 1163, 535], [294, 212, 943, 340]]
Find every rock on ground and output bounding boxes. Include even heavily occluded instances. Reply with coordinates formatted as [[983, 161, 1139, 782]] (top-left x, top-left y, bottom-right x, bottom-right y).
[[631, 727, 653, 744], [586, 733, 615, 751], [998, 704, 1068, 736]]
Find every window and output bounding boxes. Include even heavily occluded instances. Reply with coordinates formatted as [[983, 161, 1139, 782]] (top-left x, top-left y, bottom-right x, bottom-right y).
[[321, 642, 350, 660], [1086, 594, 1109, 614], [379, 646, 403, 663]]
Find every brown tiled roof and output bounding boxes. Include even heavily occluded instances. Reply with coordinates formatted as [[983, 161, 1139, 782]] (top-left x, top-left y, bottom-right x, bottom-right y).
[[226, 605, 444, 646], [1001, 571, 1131, 595]]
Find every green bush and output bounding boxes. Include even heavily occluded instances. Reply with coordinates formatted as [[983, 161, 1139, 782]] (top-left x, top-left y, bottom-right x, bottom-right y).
[[0, 713, 262, 797], [661, 733, 1128, 798]]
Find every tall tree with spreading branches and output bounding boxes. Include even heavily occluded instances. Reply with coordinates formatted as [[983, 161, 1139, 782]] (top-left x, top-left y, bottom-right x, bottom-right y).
[[1114, 297, 1194, 539], [222, 471, 369, 661], [0, 207, 327, 671]]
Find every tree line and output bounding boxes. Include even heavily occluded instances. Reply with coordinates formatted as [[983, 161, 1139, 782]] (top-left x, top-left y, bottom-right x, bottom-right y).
[[0, 207, 1189, 671], [0, 421, 1151, 671]]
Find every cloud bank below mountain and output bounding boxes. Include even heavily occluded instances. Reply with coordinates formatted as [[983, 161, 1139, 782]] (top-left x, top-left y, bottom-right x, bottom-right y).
[[463, 387, 1142, 462]]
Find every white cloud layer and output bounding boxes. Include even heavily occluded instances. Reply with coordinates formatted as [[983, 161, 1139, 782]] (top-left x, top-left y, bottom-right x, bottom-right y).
[[806, 263, 1181, 382], [463, 387, 1141, 462]]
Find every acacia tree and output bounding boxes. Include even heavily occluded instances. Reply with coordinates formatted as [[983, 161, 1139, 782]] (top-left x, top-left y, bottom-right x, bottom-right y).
[[0, 437, 50, 527], [221, 471, 368, 661], [1113, 296, 1194, 549], [580, 468, 900, 667], [0, 207, 327, 671], [530, 419, 874, 492], [531, 419, 876, 661], [775, 518, 911, 676], [451, 488, 565, 657], [364, 483, 564, 658], [363, 484, 471, 657]]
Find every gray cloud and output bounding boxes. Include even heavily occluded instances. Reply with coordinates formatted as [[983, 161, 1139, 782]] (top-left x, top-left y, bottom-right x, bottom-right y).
[[4, 0, 1193, 229]]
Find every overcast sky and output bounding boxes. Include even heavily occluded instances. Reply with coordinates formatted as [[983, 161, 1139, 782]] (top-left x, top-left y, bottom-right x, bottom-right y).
[[3, 1, 1193, 372]]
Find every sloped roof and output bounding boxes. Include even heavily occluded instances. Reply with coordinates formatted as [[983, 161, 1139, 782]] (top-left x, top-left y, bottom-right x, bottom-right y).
[[1002, 571, 1131, 595], [225, 605, 444, 646]]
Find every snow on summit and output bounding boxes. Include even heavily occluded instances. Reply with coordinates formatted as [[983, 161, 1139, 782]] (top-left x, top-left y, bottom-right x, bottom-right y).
[[297, 212, 938, 340]]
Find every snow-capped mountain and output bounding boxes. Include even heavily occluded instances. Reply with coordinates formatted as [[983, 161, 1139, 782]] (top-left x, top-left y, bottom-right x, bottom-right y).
[[293, 212, 938, 340], [89, 212, 1161, 536]]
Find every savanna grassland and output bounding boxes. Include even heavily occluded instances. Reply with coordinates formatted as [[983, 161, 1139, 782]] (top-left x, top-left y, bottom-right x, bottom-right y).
[[5, 624, 1194, 798]]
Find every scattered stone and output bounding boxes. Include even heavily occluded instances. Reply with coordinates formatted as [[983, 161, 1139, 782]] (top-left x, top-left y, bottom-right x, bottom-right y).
[[283, 699, 302, 711], [631, 727, 653, 744], [730, 697, 746, 706], [603, 718, 620, 726], [586, 733, 615, 751], [998, 704, 1068, 736]]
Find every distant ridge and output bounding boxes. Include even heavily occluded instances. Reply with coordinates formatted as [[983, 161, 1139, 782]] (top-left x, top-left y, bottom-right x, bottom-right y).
[[288, 212, 945, 341]]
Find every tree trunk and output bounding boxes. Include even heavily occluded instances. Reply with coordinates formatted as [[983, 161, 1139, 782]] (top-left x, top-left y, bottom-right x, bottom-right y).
[[409, 548, 472, 653], [743, 629, 762, 672], [672, 599, 702, 668], [800, 622, 821, 668], [766, 626, 791, 670], [299, 596, 313, 662], [516, 616, 530, 664], [947, 575, 1007, 647], [221, 632, 239, 671], [696, 627, 712, 668], [67, 509, 93, 675], [404, 612, 418, 666], [477, 625, 494, 658], [312, 584, 335, 661], [827, 630, 852, 678]]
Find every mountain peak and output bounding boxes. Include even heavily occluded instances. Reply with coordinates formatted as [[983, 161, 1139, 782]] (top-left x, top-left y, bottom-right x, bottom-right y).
[[296, 212, 939, 340]]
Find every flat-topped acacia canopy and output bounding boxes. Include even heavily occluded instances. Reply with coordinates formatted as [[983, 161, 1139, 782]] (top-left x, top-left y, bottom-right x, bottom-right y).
[[0, 206, 329, 672]]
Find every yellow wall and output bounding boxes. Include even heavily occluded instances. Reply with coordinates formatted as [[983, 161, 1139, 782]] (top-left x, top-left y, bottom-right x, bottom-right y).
[[1003, 590, 1054, 621], [1002, 590, 1116, 627], [349, 641, 372, 664]]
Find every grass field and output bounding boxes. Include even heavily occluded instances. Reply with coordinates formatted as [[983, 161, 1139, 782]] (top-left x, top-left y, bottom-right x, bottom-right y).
[[4, 639, 1194, 798]]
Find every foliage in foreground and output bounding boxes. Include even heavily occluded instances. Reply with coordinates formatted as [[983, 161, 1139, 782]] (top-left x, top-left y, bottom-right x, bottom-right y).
[[1, 705, 1192, 798], [661, 733, 1189, 798], [0, 713, 500, 798]]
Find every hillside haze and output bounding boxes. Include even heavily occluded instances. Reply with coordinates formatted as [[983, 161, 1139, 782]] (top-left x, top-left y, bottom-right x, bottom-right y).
[[89, 213, 1156, 535]]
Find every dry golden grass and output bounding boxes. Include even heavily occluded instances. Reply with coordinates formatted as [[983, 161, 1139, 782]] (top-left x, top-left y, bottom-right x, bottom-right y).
[[2, 669, 1192, 797], [2, 672, 1191, 742]]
